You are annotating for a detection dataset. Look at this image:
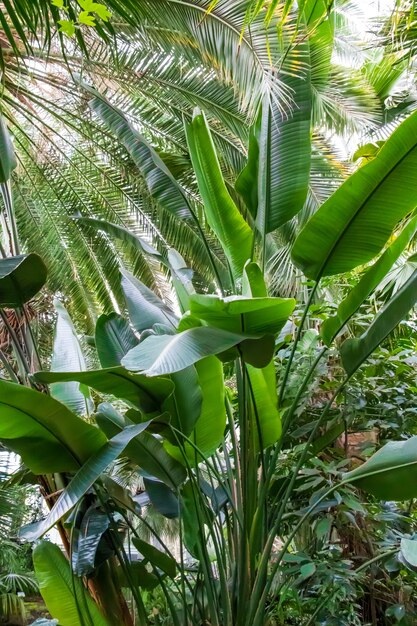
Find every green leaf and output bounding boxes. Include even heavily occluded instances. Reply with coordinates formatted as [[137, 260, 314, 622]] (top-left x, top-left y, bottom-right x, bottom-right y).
[[256, 64, 311, 233], [185, 108, 253, 279], [247, 363, 281, 449], [166, 356, 226, 462], [344, 436, 417, 500], [95, 313, 139, 368], [34, 367, 174, 415], [57, 19, 75, 36], [49, 299, 92, 416], [78, 10, 95, 25], [340, 268, 417, 376], [0, 116, 17, 183], [321, 214, 417, 345], [400, 538, 417, 572], [168, 248, 195, 313], [122, 326, 264, 376], [121, 267, 178, 332], [292, 109, 417, 279], [96, 403, 186, 489], [22, 422, 151, 540], [33, 541, 110, 626], [235, 112, 261, 219], [144, 477, 179, 518], [0, 254, 47, 307], [83, 86, 193, 220], [0, 380, 106, 474], [72, 505, 110, 576], [132, 537, 176, 578], [189, 293, 295, 336]]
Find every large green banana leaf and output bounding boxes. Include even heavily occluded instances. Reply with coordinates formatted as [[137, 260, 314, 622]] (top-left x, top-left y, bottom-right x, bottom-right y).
[[292, 109, 417, 279], [344, 436, 417, 500], [33, 541, 110, 626], [341, 268, 417, 376], [122, 326, 264, 375], [22, 422, 151, 540], [49, 299, 92, 416], [185, 109, 253, 279], [34, 367, 174, 414], [0, 254, 47, 307], [189, 293, 296, 335], [321, 214, 417, 345], [95, 313, 139, 368], [166, 356, 226, 463], [0, 115, 17, 183], [96, 402, 186, 488], [121, 267, 178, 332], [0, 380, 106, 474]]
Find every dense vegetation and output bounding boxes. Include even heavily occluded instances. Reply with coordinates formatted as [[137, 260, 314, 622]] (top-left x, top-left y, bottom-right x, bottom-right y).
[[2, 1, 417, 625]]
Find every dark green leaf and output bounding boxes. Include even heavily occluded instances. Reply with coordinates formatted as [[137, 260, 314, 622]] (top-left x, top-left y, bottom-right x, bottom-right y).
[[95, 313, 139, 368], [132, 537, 176, 578], [0, 254, 47, 308], [341, 269, 417, 375]]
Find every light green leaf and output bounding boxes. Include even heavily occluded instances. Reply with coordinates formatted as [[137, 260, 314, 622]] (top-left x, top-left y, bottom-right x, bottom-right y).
[[321, 214, 417, 345], [50, 299, 92, 416], [344, 436, 417, 500], [78, 10, 95, 26], [33, 541, 110, 626], [95, 313, 139, 368], [34, 367, 174, 415], [0, 254, 47, 308], [340, 268, 417, 376], [121, 267, 178, 332], [292, 109, 417, 279], [57, 19, 75, 36], [185, 108, 253, 279], [122, 326, 263, 376], [0, 116, 17, 183], [0, 380, 106, 474], [189, 293, 295, 336]]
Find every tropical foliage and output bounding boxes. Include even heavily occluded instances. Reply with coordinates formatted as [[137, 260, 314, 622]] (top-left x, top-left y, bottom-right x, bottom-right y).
[[2, 1, 417, 625]]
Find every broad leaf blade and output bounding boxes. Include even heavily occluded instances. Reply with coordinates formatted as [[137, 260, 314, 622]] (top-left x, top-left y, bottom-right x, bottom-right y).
[[50, 299, 92, 416], [185, 109, 253, 279], [122, 326, 262, 375], [22, 423, 151, 540], [95, 313, 139, 368], [33, 541, 110, 626], [34, 367, 174, 414], [292, 109, 417, 279], [0, 380, 106, 474], [322, 214, 417, 345], [121, 267, 178, 332], [0, 254, 47, 307], [340, 268, 417, 376], [344, 436, 417, 500]]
